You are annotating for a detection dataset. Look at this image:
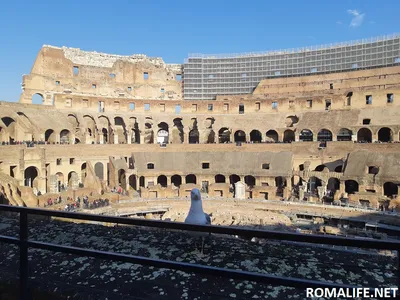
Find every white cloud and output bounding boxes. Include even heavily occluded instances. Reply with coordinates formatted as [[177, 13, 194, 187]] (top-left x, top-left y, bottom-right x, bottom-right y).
[[336, 21, 343, 25], [347, 9, 365, 28]]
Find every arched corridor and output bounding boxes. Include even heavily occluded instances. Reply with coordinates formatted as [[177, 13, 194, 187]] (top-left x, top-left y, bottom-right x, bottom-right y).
[[234, 130, 246, 143], [378, 127, 392, 142], [24, 166, 38, 188], [357, 128, 372, 143], [317, 129, 333, 142], [185, 174, 197, 184], [250, 130, 262, 143], [265, 130, 278, 143], [218, 128, 230, 143], [215, 174, 226, 183], [157, 175, 168, 187]]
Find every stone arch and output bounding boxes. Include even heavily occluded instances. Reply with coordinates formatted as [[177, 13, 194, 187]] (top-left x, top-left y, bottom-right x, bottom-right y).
[[67, 114, 80, 127], [1, 117, 16, 143], [189, 129, 199, 144], [357, 128, 372, 143], [185, 174, 197, 184], [337, 128, 352, 141], [94, 162, 104, 180], [234, 130, 246, 142], [315, 165, 326, 172], [157, 175, 168, 187], [24, 166, 39, 188], [244, 175, 256, 187], [67, 171, 79, 188], [144, 119, 154, 144], [250, 130, 262, 143], [118, 169, 126, 190], [102, 128, 108, 143], [157, 122, 169, 144], [171, 118, 184, 143], [327, 178, 340, 194], [317, 129, 333, 142], [139, 176, 145, 188], [265, 130, 278, 143], [32, 93, 44, 105], [283, 130, 295, 143], [215, 174, 226, 183], [83, 115, 97, 143], [204, 118, 216, 144], [299, 129, 313, 142], [114, 116, 127, 144], [45, 129, 56, 143], [129, 175, 137, 190], [60, 129, 71, 144], [171, 175, 182, 187], [275, 176, 287, 187], [229, 174, 240, 185], [81, 163, 87, 181], [378, 127, 393, 142], [384, 182, 398, 198], [218, 127, 230, 143], [55, 172, 65, 192], [308, 176, 322, 194], [345, 180, 359, 194]]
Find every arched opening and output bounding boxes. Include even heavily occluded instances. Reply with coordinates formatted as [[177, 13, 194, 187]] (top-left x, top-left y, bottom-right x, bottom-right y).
[[157, 175, 168, 187], [215, 174, 226, 183], [32, 93, 44, 105], [234, 130, 246, 143], [74, 138, 80, 144], [275, 176, 287, 188], [244, 175, 256, 188], [81, 163, 87, 181], [315, 165, 326, 172], [114, 117, 127, 144], [172, 118, 184, 143], [56, 172, 64, 192], [189, 129, 199, 144], [94, 162, 104, 180], [185, 174, 197, 184], [157, 122, 169, 144], [327, 178, 340, 197], [337, 128, 352, 141], [1, 117, 16, 143], [45, 129, 56, 143], [357, 128, 372, 143], [334, 165, 343, 172], [229, 174, 240, 185], [384, 182, 398, 198], [265, 130, 278, 143], [24, 166, 38, 188], [139, 176, 145, 188], [317, 129, 333, 142], [345, 180, 359, 194], [378, 127, 392, 142], [171, 175, 182, 187], [308, 176, 322, 195], [129, 175, 137, 190], [118, 169, 126, 190], [102, 128, 108, 143], [60, 129, 70, 144], [218, 128, 230, 143], [299, 129, 313, 142], [67, 171, 79, 188], [283, 130, 295, 143], [250, 130, 262, 143], [285, 116, 299, 127]]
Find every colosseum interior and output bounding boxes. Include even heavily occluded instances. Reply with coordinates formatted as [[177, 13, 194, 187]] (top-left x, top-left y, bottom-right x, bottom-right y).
[[1, 35, 400, 298], [1, 39, 400, 229]]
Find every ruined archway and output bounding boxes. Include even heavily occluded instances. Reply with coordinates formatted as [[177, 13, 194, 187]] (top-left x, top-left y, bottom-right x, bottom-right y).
[[283, 130, 295, 143], [265, 130, 278, 143], [250, 130, 262, 143], [308, 176, 322, 195], [384, 182, 398, 198], [337, 128, 352, 141], [244, 175, 256, 188], [68, 171, 79, 189], [229, 174, 240, 185], [32, 93, 44, 105], [345, 180, 359, 194], [357, 128, 372, 143], [157, 175, 168, 187], [171, 175, 182, 187], [317, 129, 333, 142], [234, 130, 246, 143], [171, 118, 184, 144], [327, 178, 340, 195], [118, 169, 126, 190], [81, 163, 87, 181], [218, 127, 230, 143], [185, 174, 197, 184], [378, 127, 392, 142], [45, 129, 56, 143], [114, 117, 128, 144], [139, 176, 145, 188], [157, 122, 169, 144], [129, 175, 137, 190], [60, 129, 71, 144], [189, 129, 199, 144], [215, 174, 226, 183], [24, 166, 38, 188], [299, 129, 313, 142]]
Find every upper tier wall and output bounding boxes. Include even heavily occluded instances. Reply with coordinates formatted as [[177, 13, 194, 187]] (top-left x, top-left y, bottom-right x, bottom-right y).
[[20, 46, 183, 105]]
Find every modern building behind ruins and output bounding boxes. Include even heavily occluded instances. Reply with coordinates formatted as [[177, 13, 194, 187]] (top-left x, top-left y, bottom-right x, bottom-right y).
[[1, 34, 400, 211]]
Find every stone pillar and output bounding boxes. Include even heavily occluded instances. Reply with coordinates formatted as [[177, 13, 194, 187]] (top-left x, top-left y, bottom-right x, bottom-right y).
[[99, 134, 104, 144], [295, 133, 300, 142]]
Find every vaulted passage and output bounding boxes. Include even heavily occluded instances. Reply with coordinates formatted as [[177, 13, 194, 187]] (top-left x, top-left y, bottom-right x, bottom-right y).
[[357, 128, 372, 143], [234, 130, 246, 143]]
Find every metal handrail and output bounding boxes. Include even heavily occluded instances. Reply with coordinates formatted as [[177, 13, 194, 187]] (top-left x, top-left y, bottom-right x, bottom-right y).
[[0, 204, 398, 299]]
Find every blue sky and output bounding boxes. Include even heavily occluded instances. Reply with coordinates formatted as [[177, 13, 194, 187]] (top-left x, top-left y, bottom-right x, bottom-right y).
[[0, 0, 398, 102]]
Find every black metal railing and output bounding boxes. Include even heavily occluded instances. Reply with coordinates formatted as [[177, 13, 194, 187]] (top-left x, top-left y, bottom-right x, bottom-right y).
[[0, 204, 399, 299]]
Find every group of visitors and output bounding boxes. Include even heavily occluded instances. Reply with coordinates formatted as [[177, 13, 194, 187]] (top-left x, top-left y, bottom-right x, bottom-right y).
[[43, 195, 63, 207], [84, 198, 110, 209]]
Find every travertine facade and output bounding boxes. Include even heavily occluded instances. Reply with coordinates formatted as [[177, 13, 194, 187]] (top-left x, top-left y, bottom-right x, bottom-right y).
[[0, 44, 400, 212]]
